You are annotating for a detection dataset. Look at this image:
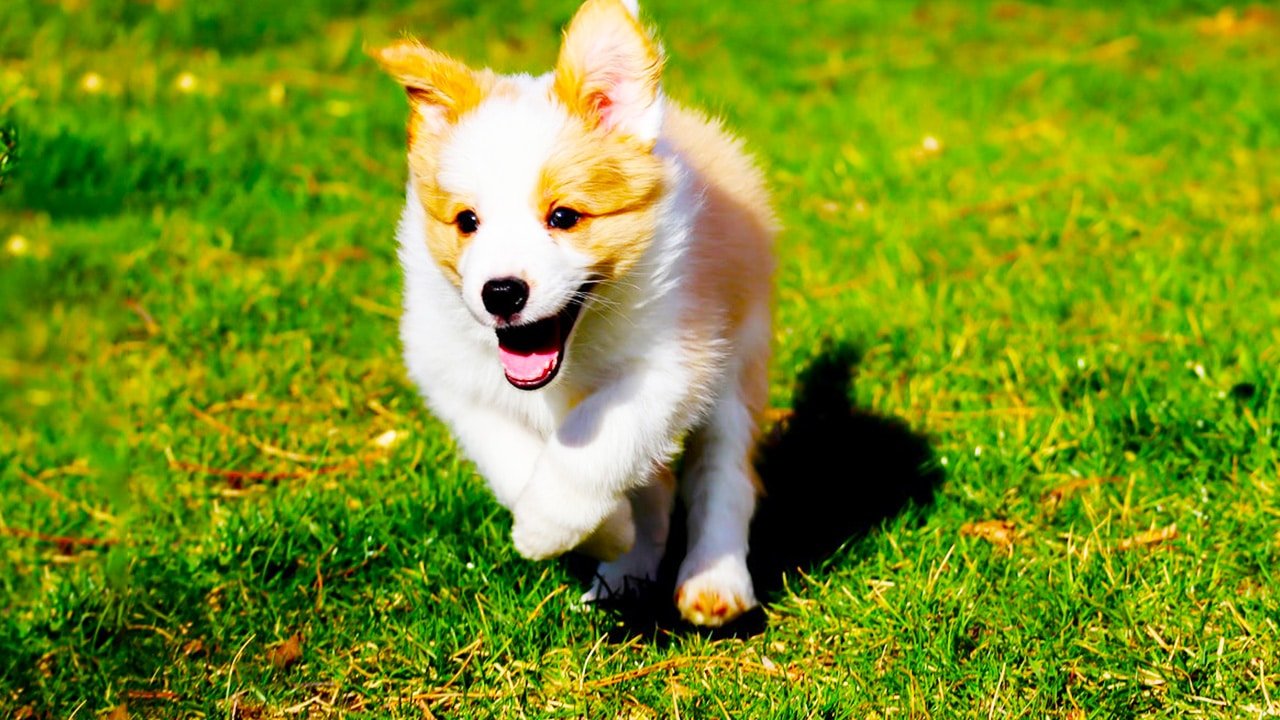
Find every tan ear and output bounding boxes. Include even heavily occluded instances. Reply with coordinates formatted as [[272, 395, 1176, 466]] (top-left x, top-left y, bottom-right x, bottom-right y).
[[553, 0, 664, 144], [372, 40, 489, 138]]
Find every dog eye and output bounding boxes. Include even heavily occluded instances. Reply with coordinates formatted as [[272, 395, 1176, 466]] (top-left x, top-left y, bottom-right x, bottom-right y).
[[455, 210, 479, 234], [547, 207, 582, 230]]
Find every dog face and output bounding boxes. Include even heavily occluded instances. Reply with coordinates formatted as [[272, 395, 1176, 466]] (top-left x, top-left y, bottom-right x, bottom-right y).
[[377, 0, 667, 390]]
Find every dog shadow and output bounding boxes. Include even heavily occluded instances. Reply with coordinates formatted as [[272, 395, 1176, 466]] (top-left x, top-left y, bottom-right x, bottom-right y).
[[568, 343, 944, 642]]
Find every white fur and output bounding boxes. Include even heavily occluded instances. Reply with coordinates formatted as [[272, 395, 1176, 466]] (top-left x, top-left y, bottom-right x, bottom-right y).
[[673, 310, 769, 622], [396, 4, 766, 626], [440, 85, 600, 327], [583, 472, 674, 602], [399, 95, 704, 522]]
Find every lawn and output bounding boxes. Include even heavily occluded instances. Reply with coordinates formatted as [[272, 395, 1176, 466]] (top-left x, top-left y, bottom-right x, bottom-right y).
[[2, 0, 1278, 716]]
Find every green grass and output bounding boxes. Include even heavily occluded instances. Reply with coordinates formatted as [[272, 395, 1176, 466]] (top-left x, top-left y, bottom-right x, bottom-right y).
[[2, 0, 1279, 716], [0, 124, 15, 192]]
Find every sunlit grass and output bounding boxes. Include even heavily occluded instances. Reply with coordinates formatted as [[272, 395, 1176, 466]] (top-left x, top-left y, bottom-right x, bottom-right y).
[[1, 0, 1278, 716]]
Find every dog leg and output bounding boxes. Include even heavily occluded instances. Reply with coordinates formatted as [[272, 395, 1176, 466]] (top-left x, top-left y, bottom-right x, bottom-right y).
[[582, 464, 675, 603], [428, 394, 547, 511], [512, 362, 688, 560], [675, 379, 762, 627]]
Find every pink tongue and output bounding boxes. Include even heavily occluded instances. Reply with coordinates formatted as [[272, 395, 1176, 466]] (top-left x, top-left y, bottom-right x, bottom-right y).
[[499, 346, 558, 383]]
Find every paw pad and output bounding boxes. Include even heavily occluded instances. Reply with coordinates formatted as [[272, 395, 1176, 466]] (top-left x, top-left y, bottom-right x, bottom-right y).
[[675, 585, 753, 627]]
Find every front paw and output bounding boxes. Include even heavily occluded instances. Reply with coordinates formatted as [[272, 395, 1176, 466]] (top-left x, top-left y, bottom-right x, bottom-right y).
[[512, 489, 633, 561], [675, 554, 758, 627], [511, 507, 585, 561]]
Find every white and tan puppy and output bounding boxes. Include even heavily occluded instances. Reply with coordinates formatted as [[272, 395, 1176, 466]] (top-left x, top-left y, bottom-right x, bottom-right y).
[[376, 0, 775, 626]]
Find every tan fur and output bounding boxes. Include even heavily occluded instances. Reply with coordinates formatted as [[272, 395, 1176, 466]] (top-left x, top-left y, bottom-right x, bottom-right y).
[[679, 126, 774, 619], [542, 0, 669, 281], [536, 122, 665, 281], [553, 0, 663, 144], [374, 41, 511, 284], [373, 41, 496, 141], [665, 104, 777, 468]]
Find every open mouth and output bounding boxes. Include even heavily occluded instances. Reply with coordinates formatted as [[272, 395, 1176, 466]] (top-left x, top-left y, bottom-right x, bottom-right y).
[[494, 284, 593, 390]]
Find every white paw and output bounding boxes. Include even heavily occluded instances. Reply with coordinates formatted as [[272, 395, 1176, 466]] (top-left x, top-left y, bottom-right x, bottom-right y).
[[512, 490, 633, 561], [511, 512, 583, 561], [675, 555, 757, 627], [580, 543, 663, 604], [579, 574, 645, 605]]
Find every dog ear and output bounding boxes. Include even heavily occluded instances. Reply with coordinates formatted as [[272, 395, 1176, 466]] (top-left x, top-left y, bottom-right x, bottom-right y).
[[554, 0, 664, 145], [373, 40, 489, 139]]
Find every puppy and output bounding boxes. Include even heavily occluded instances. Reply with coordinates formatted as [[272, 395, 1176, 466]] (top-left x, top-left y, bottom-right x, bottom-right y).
[[376, 0, 775, 626]]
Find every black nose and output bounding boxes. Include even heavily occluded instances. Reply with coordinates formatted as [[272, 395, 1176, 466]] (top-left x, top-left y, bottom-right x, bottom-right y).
[[481, 277, 529, 318]]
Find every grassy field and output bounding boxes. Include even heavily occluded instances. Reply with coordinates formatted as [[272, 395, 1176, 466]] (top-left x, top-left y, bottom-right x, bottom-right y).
[[2, 0, 1279, 716]]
